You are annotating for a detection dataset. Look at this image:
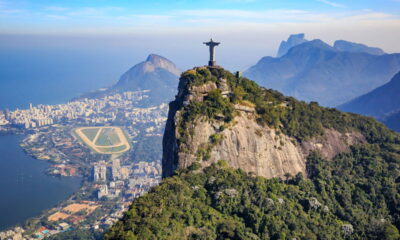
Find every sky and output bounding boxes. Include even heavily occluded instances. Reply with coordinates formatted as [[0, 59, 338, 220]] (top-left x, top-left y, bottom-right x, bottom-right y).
[[0, 0, 398, 197], [0, 0, 400, 80]]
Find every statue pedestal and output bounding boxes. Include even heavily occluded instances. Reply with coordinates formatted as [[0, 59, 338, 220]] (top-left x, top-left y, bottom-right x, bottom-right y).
[[208, 60, 216, 66]]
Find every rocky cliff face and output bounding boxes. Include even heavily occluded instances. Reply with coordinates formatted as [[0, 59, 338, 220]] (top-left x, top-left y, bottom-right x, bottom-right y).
[[162, 67, 366, 178], [277, 33, 308, 57]]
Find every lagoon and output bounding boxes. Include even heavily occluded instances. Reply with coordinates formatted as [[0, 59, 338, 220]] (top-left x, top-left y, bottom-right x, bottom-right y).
[[0, 134, 81, 231]]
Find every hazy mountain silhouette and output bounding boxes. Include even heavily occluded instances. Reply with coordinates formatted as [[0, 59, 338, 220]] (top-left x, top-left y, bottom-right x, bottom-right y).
[[245, 37, 400, 107], [339, 71, 400, 131], [81, 54, 181, 106], [110, 54, 180, 104], [333, 40, 385, 55], [339, 71, 400, 118], [276, 33, 308, 57]]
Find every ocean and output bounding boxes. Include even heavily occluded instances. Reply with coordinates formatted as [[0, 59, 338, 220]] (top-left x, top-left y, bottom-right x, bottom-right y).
[[0, 47, 141, 110]]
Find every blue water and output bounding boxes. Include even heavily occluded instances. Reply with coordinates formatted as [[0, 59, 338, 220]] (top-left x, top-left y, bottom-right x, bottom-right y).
[[0, 48, 128, 110], [0, 134, 82, 231]]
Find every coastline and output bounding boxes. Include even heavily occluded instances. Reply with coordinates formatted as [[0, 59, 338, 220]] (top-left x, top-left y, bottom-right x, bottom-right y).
[[0, 90, 166, 239]]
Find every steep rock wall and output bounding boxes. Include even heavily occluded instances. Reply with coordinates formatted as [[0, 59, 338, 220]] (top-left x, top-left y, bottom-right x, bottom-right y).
[[162, 67, 367, 178], [163, 104, 366, 178]]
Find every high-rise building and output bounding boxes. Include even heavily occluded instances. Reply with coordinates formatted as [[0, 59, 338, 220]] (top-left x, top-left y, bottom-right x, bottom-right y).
[[93, 161, 107, 182], [98, 184, 108, 199], [111, 159, 121, 180]]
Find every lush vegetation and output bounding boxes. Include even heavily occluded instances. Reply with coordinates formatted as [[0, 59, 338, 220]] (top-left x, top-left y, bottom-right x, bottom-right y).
[[46, 229, 102, 240], [104, 67, 400, 239], [105, 140, 400, 240], [177, 67, 397, 143]]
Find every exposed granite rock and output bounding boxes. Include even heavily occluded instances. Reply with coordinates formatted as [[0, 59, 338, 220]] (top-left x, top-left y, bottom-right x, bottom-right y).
[[163, 109, 365, 178], [174, 113, 307, 179], [302, 128, 366, 160], [162, 68, 367, 178], [183, 82, 218, 106]]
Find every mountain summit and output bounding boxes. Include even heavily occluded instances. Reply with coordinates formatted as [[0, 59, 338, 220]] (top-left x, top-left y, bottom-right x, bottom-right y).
[[82, 54, 181, 105], [140, 54, 181, 76], [110, 54, 180, 104], [276, 33, 308, 57], [245, 36, 400, 106]]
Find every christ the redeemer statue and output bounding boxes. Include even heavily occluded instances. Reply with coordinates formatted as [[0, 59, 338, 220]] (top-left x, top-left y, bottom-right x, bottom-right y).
[[203, 38, 220, 67]]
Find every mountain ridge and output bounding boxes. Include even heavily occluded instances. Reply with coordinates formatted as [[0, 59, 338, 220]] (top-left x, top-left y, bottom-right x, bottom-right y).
[[334, 40, 385, 55], [245, 37, 400, 106], [339, 71, 400, 117]]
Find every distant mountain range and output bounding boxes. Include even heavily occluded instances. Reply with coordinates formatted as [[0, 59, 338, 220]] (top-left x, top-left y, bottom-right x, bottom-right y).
[[82, 54, 180, 106], [339, 71, 400, 131], [276, 33, 385, 58], [245, 34, 400, 107]]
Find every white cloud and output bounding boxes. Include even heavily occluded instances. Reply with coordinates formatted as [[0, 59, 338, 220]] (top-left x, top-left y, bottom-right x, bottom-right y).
[[173, 9, 399, 24], [45, 14, 68, 20], [69, 7, 104, 16], [222, 0, 257, 2], [45, 6, 69, 11], [175, 9, 328, 23], [177, 9, 310, 19], [0, 0, 23, 15], [316, 0, 346, 8], [116, 14, 173, 26]]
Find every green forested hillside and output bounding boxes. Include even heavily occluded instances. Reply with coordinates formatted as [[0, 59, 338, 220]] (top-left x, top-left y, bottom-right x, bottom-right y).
[[105, 142, 400, 240], [105, 67, 400, 240], [177, 67, 394, 143]]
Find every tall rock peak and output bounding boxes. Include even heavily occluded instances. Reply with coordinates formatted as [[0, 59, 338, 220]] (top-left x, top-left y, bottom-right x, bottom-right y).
[[142, 54, 181, 76], [102, 54, 181, 106], [277, 33, 309, 57], [162, 66, 366, 178]]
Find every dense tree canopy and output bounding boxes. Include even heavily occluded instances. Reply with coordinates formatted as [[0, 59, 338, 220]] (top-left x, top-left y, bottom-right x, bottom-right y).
[[105, 67, 400, 240], [105, 142, 400, 240]]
